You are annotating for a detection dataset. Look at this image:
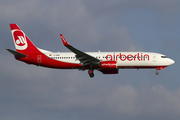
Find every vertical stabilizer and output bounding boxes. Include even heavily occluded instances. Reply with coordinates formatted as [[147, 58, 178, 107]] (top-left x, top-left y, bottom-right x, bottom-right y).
[[10, 24, 40, 54]]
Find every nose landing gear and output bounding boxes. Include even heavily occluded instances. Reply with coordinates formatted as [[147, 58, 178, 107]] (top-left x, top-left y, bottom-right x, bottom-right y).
[[155, 70, 159, 75], [155, 67, 165, 75]]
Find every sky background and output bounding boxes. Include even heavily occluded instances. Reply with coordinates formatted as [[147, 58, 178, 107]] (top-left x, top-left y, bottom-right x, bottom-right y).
[[0, 0, 180, 120]]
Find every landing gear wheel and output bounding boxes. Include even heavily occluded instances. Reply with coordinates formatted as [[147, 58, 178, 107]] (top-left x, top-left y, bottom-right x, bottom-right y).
[[155, 71, 159, 75], [89, 73, 94, 78], [88, 69, 94, 78]]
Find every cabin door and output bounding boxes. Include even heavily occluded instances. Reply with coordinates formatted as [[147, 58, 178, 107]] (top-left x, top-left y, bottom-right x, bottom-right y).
[[153, 54, 157, 62], [37, 55, 42, 63]]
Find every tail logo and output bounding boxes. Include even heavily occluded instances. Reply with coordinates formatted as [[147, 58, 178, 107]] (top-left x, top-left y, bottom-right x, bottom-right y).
[[12, 29, 28, 50]]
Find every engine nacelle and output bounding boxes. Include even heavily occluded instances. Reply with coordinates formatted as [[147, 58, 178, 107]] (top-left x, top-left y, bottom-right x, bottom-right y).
[[100, 61, 117, 69], [101, 69, 118, 74]]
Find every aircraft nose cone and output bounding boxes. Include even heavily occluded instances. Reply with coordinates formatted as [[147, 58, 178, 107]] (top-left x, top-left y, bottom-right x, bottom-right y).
[[168, 59, 175, 65]]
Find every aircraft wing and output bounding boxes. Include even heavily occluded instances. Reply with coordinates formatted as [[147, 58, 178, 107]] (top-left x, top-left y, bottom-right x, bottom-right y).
[[60, 34, 100, 66]]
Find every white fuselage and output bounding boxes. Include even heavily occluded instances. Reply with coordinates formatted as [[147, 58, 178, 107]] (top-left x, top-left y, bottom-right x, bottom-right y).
[[42, 50, 174, 69]]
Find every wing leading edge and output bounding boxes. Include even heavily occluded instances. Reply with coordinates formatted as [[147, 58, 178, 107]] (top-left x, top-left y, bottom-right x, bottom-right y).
[[60, 34, 100, 66]]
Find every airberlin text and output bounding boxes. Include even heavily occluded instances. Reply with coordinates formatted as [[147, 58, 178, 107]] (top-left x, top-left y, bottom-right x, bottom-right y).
[[106, 53, 149, 61]]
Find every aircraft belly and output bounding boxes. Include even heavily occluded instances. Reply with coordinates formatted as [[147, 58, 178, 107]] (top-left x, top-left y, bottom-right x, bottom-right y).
[[117, 60, 153, 67]]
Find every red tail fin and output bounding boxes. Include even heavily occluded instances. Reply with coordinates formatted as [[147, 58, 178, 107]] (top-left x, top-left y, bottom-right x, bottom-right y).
[[10, 24, 40, 54]]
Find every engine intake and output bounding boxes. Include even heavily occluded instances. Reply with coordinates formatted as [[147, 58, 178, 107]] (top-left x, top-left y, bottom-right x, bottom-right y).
[[101, 69, 118, 74]]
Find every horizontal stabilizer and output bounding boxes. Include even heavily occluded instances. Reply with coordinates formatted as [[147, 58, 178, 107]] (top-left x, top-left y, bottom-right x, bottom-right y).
[[6, 49, 27, 58]]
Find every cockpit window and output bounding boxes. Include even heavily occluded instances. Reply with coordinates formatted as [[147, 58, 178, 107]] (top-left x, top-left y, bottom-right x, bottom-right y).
[[161, 56, 167, 58]]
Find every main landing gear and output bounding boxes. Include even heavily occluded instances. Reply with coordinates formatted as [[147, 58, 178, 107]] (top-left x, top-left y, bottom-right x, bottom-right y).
[[88, 66, 94, 78]]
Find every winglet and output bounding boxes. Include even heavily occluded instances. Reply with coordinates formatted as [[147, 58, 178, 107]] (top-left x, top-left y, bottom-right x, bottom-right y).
[[60, 34, 69, 46]]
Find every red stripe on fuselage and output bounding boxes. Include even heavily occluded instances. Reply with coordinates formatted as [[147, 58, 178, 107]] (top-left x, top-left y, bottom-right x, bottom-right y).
[[118, 66, 167, 69]]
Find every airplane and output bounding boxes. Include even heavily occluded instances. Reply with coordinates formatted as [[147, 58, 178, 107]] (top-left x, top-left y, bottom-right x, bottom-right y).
[[7, 24, 175, 78]]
